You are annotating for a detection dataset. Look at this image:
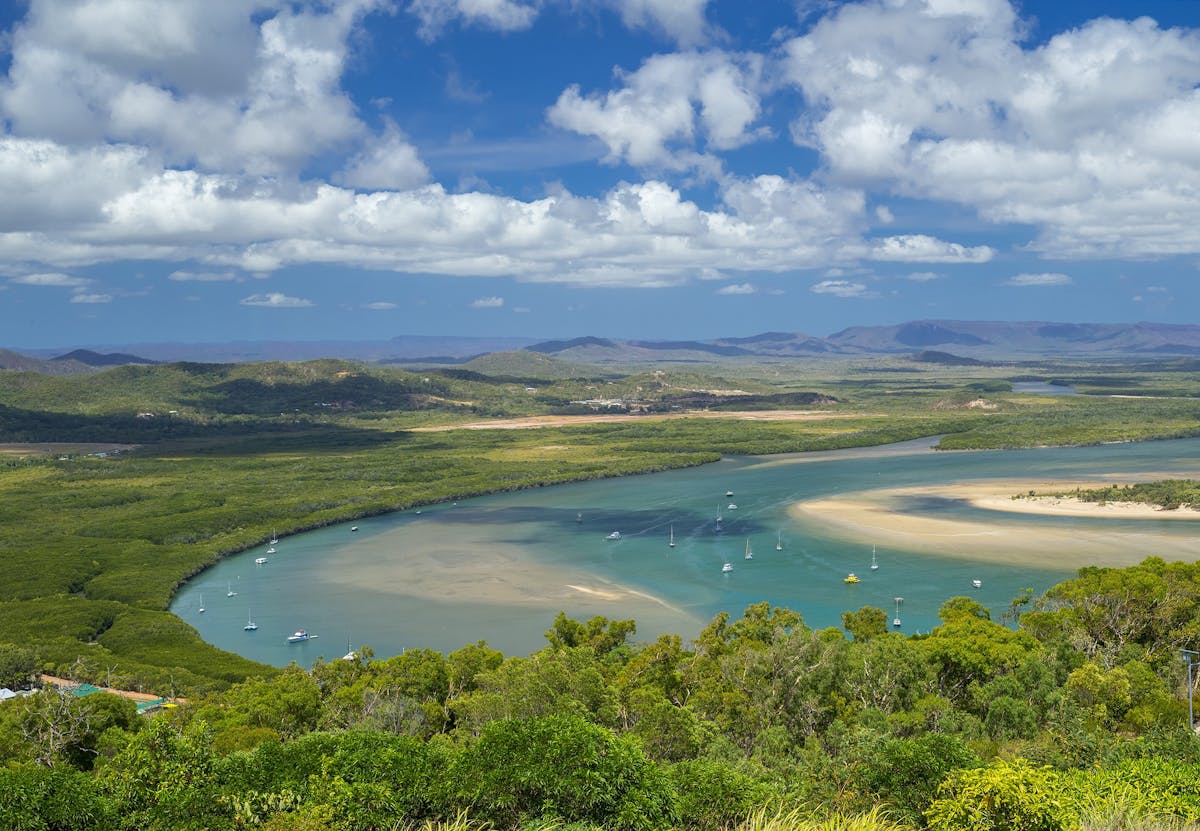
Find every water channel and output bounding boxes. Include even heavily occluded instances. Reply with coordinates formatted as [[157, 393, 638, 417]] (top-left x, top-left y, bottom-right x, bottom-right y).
[[172, 436, 1200, 665]]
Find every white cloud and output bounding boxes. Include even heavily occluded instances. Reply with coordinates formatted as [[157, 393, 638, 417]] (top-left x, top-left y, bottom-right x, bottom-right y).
[[335, 123, 431, 191], [513, 305, 531, 313], [875, 205, 894, 224], [12, 272, 90, 287], [1005, 272, 1072, 286], [70, 292, 112, 303], [168, 270, 240, 282], [407, 0, 541, 40], [716, 282, 755, 295], [780, 0, 1200, 258], [608, 0, 712, 47], [240, 292, 314, 307], [471, 295, 505, 308], [810, 279, 872, 298], [548, 51, 765, 173], [2, 0, 382, 176], [903, 271, 942, 281], [870, 234, 994, 263], [364, 301, 397, 310]]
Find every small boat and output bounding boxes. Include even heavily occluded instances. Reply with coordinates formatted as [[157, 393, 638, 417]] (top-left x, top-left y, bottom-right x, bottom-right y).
[[893, 597, 903, 628], [255, 557, 268, 565], [226, 582, 237, 597], [668, 525, 675, 548], [744, 538, 753, 560], [972, 579, 983, 588], [244, 610, 258, 631], [870, 545, 879, 571], [844, 573, 860, 584], [776, 531, 783, 551], [198, 594, 205, 614], [576, 512, 583, 523], [727, 503, 738, 510], [606, 531, 621, 540], [722, 562, 734, 573], [726, 490, 734, 497], [269, 529, 279, 545], [351, 526, 359, 532], [287, 629, 315, 643], [266, 546, 276, 554]]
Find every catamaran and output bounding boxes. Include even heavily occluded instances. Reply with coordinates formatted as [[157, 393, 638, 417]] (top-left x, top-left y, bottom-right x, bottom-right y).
[[744, 538, 753, 560], [776, 531, 783, 551], [668, 525, 675, 548], [244, 610, 258, 631]]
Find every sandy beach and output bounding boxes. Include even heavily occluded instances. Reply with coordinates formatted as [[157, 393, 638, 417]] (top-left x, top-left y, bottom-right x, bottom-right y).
[[410, 409, 866, 431], [791, 478, 1200, 569]]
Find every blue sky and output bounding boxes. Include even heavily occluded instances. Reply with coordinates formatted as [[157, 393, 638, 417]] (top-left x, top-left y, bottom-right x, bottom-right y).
[[2, 0, 1199, 349]]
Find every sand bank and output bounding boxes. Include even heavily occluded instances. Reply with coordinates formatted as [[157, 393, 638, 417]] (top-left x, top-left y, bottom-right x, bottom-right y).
[[319, 524, 697, 625], [791, 478, 1200, 569]]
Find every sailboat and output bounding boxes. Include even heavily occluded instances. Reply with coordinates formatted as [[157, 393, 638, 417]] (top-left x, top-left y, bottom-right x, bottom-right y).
[[893, 597, 903, 628], [870, 545, 879, 571], [744, 538, 753, 560], [244, 610, 258, 631], [714, 504, 723, 532], [269, 529, 279, 545], [722, 562, 733, 573], [668, 525, 675, 548], [198, 594, 205, 613], [226, 582, 237, 597], [775, 531, 783, 551]]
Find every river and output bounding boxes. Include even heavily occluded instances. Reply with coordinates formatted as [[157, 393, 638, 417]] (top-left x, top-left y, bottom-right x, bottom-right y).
[[171, 436, 1200, 665]]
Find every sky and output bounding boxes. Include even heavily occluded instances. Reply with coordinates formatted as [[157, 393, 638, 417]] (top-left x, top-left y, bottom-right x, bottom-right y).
[[2, 0, 1200, 349]]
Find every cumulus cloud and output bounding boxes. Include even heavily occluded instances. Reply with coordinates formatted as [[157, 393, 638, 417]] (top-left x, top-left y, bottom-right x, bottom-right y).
[[716, 282, 755, 295], [1004, 272, 1072, 286], [240, 292, 314, 307], [548, 50, 765, 172], [407, 0, 712, 46], [70, 292, 112, 303], [335, 124, 431, 192], [870, 235, 994, 263], [1, 0, 382, 176], [471, 295, 505, 308], [780, 0, 1200, 258], [810, 279, 872, 298]]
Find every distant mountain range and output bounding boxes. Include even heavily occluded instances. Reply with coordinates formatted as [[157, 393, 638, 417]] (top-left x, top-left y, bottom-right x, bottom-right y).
[[7, 321, 1200, 374]]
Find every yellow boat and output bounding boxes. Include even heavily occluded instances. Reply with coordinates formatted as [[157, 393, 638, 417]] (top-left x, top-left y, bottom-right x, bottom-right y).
[[844, 573, 860, 584]]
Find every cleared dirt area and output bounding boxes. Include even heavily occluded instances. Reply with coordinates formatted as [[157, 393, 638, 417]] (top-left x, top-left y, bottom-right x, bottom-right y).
[[0, 443, 138, 457], [411, 409, 863, 431]]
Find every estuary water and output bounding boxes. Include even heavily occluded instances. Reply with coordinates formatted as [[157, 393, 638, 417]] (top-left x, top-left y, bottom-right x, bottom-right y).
[[172, 437, 1200, 665]]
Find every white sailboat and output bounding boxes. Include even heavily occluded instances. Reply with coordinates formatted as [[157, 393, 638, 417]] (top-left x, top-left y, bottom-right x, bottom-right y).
[[668, 525, 675, 548], [605, 531, 621, 540], [893, 597, 903, 628], [775, 530, 783, 551], [226, 581, 237, 597], [244, 610, 258, 631], [870, 545, 879, 571], [269, 529, 279, 545], [744, 538, 753, 560], [722, 562, 733, 573], [198, 594, 205, 613]]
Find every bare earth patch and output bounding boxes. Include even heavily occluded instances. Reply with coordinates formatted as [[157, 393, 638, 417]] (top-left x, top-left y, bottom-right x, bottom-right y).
[[411, 409, 861, 431], [0, 442, 138, 458]]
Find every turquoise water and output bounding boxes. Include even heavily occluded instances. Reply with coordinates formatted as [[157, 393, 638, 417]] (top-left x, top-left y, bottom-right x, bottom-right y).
[[172, 437, 1200, 665]]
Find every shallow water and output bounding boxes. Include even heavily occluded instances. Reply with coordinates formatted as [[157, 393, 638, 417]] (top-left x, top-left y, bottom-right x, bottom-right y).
[[172, 437, 1200, 664]]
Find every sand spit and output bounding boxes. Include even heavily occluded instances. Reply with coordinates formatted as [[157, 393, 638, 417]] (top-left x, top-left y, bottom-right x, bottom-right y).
[[791, 478, 1200, 569]]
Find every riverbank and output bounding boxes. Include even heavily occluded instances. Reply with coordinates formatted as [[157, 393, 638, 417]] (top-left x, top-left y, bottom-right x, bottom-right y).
[[791, 477, 1200, 569]]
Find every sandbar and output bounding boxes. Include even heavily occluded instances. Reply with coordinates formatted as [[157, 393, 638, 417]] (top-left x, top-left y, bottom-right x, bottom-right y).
[[791, 477, 1200, 570], [411, 409, 866, 431]]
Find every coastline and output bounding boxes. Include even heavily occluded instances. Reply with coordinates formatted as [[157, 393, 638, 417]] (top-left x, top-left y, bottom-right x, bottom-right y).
[[791, 477, 1200, 569]]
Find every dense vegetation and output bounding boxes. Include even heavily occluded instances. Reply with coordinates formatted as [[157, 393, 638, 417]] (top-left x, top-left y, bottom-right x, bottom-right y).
[[1046, 480, 1200, 511], [5, 562, 1200, 830], [3, 356, 1200, 829]]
